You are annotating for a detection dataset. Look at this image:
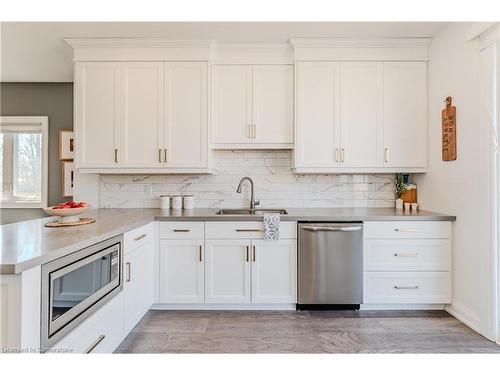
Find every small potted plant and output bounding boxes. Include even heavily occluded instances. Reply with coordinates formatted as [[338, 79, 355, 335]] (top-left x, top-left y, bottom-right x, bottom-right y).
[[394, 173, 407, 210]]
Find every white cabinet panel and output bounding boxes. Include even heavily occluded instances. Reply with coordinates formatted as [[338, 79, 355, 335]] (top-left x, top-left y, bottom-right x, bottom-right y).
[[383, 62, 427, 168], [295, 62, 340, 168], [165, 62, 208, 167], [123, 240, 154, 334], [364, 221, 451, 239], [253, 65, 293, 144], [121, 62, 164, 167], [205, 240, 251, 303], [212, 65, 253, 144], [340, 62, 383, 168], [159, 239, 204, 303], [75, 62, 120, 168], [364, 239, 451, 271], [364, 272, 451, 304], [251, 239, 297, 303]]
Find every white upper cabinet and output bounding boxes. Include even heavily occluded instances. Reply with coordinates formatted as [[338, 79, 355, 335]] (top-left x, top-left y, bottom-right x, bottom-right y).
[[294, 61, 427, 173], [164, 62, 208, 167], [75, 62, 120, 168], [295, 62, 340, 168], [383, 62, 427, 169], [121, 62, 164, 167], [252, 65, 294, 145], [211, 64, 293, 148], [339, 62, 384, 168], [212, 65, 253, 144]]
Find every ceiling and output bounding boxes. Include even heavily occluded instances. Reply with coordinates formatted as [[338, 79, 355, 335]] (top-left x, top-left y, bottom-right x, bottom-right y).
[[0, 22, 447, 82]]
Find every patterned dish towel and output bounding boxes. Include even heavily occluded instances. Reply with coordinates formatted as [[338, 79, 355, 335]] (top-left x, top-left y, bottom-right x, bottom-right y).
[[263, 213, 280, 240]]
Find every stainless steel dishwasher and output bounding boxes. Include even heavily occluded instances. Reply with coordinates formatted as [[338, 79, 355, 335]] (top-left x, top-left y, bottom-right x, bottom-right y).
[[298, 222, 363, 309]]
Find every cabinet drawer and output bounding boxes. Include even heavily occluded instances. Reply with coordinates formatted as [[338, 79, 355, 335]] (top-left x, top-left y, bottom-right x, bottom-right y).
[[363, 272, 451, 304], [364, 239, 451, 271], [159, 222, 204, 239], [124, 222, 154, 254], [205, 221, 296, 239], [364, 221, 451, 239], [51, 293, 124, 353]]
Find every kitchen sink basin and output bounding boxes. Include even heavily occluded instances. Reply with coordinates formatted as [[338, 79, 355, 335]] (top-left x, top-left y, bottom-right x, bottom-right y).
[[216, 208, 288, 215]]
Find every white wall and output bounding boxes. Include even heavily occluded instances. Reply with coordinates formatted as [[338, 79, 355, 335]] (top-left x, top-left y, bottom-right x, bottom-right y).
[[415, 22, 497, 340], [99, 150, 395, 209]]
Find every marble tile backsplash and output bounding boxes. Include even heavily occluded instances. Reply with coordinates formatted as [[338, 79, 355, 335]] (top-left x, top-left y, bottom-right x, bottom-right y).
[[99, 150, 396, 209]]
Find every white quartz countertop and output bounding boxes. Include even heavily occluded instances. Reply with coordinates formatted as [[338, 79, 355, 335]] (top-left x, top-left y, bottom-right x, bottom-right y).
[[0, 207, 455, 275]]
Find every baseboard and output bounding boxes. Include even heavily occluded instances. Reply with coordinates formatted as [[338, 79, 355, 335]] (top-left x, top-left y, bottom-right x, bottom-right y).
[[151, 303, 296, 311], [445, 302, 482, 335], [360, 303, 446, 310]]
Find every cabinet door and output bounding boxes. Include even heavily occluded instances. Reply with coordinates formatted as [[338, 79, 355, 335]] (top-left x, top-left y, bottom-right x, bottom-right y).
[[383, 62, 427, 168], [123, 242, 154, 334], [253, 65, 294, 144], [164, 62, 208, 167], [75, 62, 120, 168], [211, 65, 253, 144], [120, 62, 164, 167], [295, 62, 341, 168], [251, 239, 297, 303], [159, 239, 204, 303], [205, 240, 251, 303], [340, 62, 384, 168]]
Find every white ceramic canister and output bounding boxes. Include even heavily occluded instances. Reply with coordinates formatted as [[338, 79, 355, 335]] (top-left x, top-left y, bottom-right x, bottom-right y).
[[411, 203, 418, 211], [172, 195, 183, 210], [160, 195, 171, 210], [183, 194, 195, 210]]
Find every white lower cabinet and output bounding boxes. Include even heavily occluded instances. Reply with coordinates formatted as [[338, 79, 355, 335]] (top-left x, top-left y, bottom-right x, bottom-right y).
[[123, 239, 154, 334], [251, 239, 297, 303], [363, 221, 452, 306], [205, 239, 251, 303], [159, 239, 205, 303], [51, 293, 124, 353]]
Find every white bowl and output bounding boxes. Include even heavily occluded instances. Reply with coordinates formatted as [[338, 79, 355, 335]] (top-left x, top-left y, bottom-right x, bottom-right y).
[[43, 206, 90, 223]]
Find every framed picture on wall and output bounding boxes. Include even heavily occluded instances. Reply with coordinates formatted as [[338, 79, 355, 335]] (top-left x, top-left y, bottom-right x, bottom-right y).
[[59, 130, 75, 160], [61, 161, 74, 197]]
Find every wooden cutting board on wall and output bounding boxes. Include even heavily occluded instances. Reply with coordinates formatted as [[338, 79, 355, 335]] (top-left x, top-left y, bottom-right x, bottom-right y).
[[442, 96, 457, 161]]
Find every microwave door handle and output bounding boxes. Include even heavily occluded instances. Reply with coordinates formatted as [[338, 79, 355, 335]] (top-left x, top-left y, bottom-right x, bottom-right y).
[[301, 226, 362, 232]]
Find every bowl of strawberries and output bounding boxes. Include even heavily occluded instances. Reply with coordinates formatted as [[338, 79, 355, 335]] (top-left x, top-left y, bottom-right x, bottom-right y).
[[43, 201, 90, 223]]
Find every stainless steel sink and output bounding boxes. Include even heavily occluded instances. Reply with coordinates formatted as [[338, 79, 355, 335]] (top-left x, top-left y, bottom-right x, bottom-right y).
[[216, 208, 288, 215]]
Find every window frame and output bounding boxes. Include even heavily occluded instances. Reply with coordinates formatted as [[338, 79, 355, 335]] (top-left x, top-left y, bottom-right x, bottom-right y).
[[0, 116, 49, 208]]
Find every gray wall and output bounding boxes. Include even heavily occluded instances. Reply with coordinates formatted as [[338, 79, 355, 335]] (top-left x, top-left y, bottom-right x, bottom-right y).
[[0, 83, 73, 224]]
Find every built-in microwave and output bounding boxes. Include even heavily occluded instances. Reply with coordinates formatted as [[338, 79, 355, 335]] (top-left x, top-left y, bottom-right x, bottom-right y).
[[41, 235, 123, 350]]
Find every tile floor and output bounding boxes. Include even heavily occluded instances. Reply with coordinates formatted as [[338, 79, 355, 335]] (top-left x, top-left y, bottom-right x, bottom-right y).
[[115, 310, 500, 354]]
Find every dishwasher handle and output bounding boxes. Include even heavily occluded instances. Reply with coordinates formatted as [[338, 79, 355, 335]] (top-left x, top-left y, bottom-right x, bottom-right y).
[[301, 225, 362, 232]]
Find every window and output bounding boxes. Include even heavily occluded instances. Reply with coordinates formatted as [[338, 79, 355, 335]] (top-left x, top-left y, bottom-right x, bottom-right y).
[[0, 116, 48, 208]]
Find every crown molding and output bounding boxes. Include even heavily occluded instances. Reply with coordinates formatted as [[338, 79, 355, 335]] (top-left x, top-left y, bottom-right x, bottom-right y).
[[65, 38, 215, 61], [289, 37, 431, 61], [211, 42, 293, 64]]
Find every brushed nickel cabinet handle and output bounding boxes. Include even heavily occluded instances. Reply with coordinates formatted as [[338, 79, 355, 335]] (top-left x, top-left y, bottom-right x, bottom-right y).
[[247, 124, 252, 138], [393, 252, 419, 257], [394, 285, 419, 290], [126, 262, 131, 282], [394, 228, 420, 232], [85, 334, 106, 354], [236, 229, 264, 232], [173, 229, 190, 232], [341, 148, 345, 163], [134, 234, 147, 241], [335, 148, 339, 162], [384, 147, 389, 163], [252, 246, 256, 262], [246, 246, 249, 262], [199, 246, 203, 262], [114, 149, 118, 163], [253, 124, 256, 139], [158, 149, 162, 163], [164, 149, 168, 163]]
